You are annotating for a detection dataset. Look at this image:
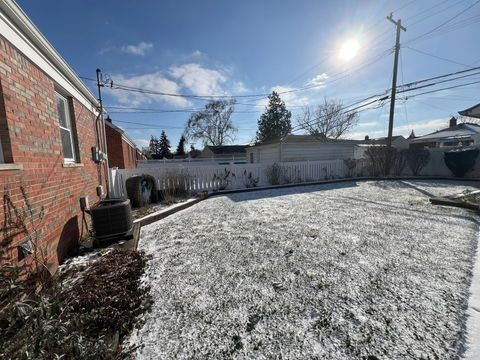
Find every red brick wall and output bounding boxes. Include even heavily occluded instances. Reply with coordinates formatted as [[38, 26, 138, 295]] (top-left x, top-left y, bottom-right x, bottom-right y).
[[105, 124, 125, 169], [105, 123, 138, 169], [0, 35, 105, 272]]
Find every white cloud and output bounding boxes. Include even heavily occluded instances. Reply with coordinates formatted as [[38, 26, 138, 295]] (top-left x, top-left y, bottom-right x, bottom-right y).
[[307, 72, 328, 88], [121, 42, 154, 56], [134, 139, 150, 148], [232, 81, 249, 94], [110, 72, 191, 108], [357, 121, 379, 128], [347, 118, 449, 139], [256, 85, 310, 109], [169, 63, 227, 96]]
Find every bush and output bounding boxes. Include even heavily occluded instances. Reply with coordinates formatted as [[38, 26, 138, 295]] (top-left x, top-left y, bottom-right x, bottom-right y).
[[243, 170, 259, 188], [407, 148, 430, 176], [343, 158, 357, 178], [265, 163, 289, 185], [0, 250, 151, 359], [212, 168, 235, 191], [392, 149, 408, 176], [444, 148, 479, 177], [364, 146, 397, 177], [161, 170, 190, 204]]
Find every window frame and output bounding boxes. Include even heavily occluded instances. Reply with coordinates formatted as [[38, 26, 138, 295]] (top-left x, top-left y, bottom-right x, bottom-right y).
[[55, 91, 76, 163]]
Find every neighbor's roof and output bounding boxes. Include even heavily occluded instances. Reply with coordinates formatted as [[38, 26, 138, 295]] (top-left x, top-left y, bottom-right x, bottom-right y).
[[0, 0, 99, 110], [252, 134, 362, 147], [410, 123, 480, 142], [105, 119, 139, 150], [459, 102, 480, 119], [205, 145, 249, 154], [359, 135, 406, 145]]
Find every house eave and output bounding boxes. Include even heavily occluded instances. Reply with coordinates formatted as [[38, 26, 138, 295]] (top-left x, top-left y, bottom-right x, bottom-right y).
[[0, 0, 99, 112]]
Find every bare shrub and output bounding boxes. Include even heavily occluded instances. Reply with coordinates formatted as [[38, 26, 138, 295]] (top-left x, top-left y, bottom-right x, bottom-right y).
[[212, 168, 235, 191], [243, 170, 259, 188], [364, 146, 397, 177], [407, 148, 430, 176], [265, 163, 290, 185], [343, 158, 357, 178], [392, 149, 408, 176], [161, 170, 190, 204], [0, 250, 151, 359]]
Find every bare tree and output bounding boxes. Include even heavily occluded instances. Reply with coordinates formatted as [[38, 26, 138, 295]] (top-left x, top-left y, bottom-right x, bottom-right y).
[[297, 98, 358, 139], [184, 100, 237, 146]]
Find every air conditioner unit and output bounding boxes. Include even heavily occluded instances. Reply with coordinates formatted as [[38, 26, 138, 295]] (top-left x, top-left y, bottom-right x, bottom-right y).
[[89, 198, 133, 241]]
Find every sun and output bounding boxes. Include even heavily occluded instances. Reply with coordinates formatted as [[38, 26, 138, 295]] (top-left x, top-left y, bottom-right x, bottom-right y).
[[339, 39, 360, 61]]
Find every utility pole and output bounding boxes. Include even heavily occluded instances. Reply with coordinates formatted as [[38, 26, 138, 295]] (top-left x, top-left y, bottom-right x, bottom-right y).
[[95, 69, 111, 197], [385, 13, 406, 176]]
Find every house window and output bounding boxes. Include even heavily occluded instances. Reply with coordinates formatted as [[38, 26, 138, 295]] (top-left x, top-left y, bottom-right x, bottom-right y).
[[55, 92, 76, 162]]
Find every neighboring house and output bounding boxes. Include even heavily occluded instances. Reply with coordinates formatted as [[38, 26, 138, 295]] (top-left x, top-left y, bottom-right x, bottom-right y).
[[0, 0, 108, 272], [246, 135, 363, 163], [105, 117, 144, 169], [459, 102, 480, 119], [199, 145, 249, 162], [360, 135, 409, 149], [409, 117, 480, 149], [354, 135, 410, 159]]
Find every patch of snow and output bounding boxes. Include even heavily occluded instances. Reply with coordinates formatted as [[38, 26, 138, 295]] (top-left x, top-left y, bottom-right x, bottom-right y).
[[129, 180, 480, 359]]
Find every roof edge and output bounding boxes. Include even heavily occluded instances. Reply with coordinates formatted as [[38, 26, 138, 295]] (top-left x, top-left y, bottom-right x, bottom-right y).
[[0, 0, 99, 111]]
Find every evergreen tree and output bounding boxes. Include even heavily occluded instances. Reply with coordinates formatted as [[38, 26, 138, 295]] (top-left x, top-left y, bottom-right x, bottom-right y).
[[175, 135, 186, 157], [149, 135, 161, 159], [158, 130, 172, 159], [256, 91, 292, 143]]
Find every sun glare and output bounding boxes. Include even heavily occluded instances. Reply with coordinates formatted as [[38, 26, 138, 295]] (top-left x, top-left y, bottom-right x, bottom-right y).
[[339, 39, 360, 61]]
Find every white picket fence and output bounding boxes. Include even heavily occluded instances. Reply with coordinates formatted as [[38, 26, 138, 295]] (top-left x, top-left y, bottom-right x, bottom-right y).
[[109, 159, 362, 198]]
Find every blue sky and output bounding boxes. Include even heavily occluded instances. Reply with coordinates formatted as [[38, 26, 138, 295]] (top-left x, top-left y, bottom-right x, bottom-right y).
[[17, 0, 480, 150]]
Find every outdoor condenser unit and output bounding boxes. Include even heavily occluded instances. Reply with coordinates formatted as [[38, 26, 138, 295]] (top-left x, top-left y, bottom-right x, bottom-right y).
[[89, 198, 133, 240]]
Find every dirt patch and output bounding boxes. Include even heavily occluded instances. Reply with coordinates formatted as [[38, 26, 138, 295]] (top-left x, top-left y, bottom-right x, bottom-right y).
[[0, 249, 151, 359]]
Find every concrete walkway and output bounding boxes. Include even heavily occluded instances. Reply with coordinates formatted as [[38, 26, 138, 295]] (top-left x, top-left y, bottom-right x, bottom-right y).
[[463, 232, 480, 360]]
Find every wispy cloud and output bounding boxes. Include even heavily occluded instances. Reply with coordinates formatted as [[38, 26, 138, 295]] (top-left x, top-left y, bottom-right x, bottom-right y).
[[169, 63, 227, 96], [121, 42, 154, 56], [134, 139, 150, 148], [109, 72, 191, 108], [306, 72, 328, 88], [256, 85, 310, 109], [348, 118, 449, 139]]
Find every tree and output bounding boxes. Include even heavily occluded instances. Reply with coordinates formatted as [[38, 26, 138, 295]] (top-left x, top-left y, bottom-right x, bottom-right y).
[[184, 100, 236, 146], [407, 148, 430, 176], [297, 98, 358, 139], [256, 91, 291, 143], [149, 135, 160, 159], [175, 135, 186, 157], [158, 130, 172, 159]]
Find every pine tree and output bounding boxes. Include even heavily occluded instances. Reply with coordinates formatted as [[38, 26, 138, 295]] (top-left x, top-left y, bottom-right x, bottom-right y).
[[175, 135, 186, 157], [149, 135, 160, 159], [158, 130, 172, 159], [256, 91, 292, 143]]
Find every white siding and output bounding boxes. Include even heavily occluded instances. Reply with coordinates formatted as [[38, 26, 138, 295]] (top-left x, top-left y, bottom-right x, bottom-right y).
[[281, 142, 355, 162], [246, 144, 280, 163]]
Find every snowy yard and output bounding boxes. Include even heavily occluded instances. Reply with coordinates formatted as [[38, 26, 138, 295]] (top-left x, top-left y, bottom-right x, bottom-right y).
[[129, 180, 479, 359]]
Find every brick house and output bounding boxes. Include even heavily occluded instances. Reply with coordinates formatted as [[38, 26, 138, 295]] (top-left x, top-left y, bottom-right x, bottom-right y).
[[0, 0, 108, 273], [105, 117, 145, 169]]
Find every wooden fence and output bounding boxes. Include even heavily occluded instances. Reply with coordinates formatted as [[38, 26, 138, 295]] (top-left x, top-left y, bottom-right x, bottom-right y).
[[109, 159, 363, 198]]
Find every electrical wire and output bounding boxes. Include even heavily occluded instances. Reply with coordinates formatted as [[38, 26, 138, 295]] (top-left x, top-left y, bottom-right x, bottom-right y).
[[403, 46, 471, 67], [405, 0, 480, 44]]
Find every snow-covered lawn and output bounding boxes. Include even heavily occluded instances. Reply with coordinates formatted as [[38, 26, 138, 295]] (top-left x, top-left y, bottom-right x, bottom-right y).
[[129, 180, 479, 359]]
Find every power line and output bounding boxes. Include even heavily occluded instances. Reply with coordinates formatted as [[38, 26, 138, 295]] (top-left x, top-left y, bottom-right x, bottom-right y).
[[403, 46, 471, 67], [405, 0, 480, 44]]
